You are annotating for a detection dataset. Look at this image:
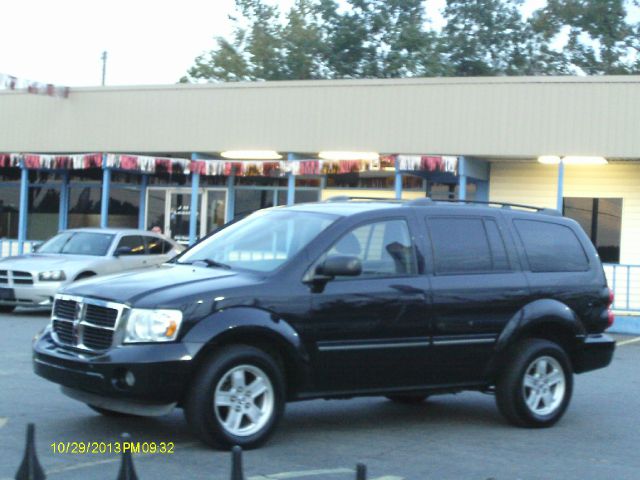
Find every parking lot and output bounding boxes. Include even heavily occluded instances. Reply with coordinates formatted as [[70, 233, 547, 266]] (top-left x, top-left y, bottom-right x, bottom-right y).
[[1, 309, 639, 480]]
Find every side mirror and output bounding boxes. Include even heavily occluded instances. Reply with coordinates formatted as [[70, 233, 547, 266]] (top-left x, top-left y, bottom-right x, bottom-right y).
[[316, 255, 362, 278], [114, 246, 131, 257], [31, 242, 43, 253]]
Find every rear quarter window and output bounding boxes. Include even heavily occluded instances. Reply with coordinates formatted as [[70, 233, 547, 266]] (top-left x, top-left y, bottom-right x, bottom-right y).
[[513, 219, 589, 272]]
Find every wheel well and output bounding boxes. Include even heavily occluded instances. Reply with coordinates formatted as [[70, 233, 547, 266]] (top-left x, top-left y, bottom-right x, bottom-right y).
[[520, 322, 579, 366], [190, 332, 301, 401], [74, 271, 97, 281]]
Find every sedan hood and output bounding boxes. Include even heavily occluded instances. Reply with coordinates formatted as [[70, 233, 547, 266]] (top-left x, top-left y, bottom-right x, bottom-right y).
[[60, 263, 260, 306], [0, 253, 101, 272]]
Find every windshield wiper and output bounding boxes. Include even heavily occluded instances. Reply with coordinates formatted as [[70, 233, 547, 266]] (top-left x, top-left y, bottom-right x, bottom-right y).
[[180, 258, 232, 270]]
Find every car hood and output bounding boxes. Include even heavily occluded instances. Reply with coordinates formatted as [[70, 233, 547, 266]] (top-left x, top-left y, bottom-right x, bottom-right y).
[[60, 263, 261, 307], [0, 253, 101, 272]]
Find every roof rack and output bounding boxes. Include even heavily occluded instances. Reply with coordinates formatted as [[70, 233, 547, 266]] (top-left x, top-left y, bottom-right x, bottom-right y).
[[408, 198, 562, 216], [324, 196, 404, 203]]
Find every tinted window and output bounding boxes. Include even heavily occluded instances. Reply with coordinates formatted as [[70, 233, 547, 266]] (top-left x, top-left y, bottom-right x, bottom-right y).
[[116, 236, 146, 256], [484, 219, 511, 271], [38, 232, 114, 256], [145, 236, 171, 254], [327, 219, 416, 277], [514, 219, 589, 272], [428, 217, 491, 274]]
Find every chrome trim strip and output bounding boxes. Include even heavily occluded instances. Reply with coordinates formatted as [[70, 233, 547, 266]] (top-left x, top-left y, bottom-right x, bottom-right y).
[[318, 339, 431, 352], [432, 338, 496, 346]]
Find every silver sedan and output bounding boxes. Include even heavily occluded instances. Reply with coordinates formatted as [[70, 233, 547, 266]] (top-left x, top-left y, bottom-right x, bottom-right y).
[[0, 228, 184, 312]]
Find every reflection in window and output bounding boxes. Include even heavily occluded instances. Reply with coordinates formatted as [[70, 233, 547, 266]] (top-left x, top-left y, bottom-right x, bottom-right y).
[[0, 187, 20, 238], [563, 198, 622, 263], [28, 187, 60, 240]]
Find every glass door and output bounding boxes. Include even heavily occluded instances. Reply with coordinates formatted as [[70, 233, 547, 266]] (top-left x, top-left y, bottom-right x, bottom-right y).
[[167, 191, 197, 244], [202, 189, 227, 235]]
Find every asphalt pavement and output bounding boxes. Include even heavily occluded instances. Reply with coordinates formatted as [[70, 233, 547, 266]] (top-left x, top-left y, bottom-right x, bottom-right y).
[[1, 309, 639, 480]]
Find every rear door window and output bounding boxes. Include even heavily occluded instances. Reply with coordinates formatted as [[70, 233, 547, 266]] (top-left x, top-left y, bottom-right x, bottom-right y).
[[116, 236, 147, 256], [427, 217, 492, 274], [513, 219, 589, 272]]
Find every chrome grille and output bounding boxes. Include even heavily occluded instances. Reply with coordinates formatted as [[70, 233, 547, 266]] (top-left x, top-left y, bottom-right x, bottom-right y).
[[51, 295, 127, 351], [0, 270, 33, 286], [13, 271, 33, 285]]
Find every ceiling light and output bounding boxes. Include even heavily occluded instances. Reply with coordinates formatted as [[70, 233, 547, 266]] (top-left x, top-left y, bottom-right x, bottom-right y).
[[318, 151, 379, 161], [220, 150, 282, 160], [537, 156, 561, 165], [562, 156, 608, 165]]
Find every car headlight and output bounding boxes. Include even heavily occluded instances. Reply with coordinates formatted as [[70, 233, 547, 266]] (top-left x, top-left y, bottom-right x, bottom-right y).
[[124, 309, 183, 343], [38, 270, 66, 281]]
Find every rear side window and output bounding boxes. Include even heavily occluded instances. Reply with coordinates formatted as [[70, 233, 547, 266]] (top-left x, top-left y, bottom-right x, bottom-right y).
[[428, 218, 492, 274], [116, 235, 146, 256], [145, 236, 173, 254], [513, 219, 589, 272]]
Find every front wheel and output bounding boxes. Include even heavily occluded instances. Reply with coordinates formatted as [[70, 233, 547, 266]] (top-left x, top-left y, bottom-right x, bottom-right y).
[[496, 338, 573, 428], [184, 345, 285, 449]]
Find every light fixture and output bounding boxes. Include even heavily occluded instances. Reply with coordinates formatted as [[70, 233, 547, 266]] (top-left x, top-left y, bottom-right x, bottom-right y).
[[537, 155, 561, 165], [318, 151, 379, 161], [220, 150, 282, 160], [562, 156, 608, 165]]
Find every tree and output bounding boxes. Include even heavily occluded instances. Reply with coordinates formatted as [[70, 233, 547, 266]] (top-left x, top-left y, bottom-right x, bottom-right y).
[[533, 0, 640, 74], [440, 0, 565, 76]]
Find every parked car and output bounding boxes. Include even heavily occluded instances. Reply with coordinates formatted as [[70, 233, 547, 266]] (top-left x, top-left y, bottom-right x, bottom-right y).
[[33, 199, 615, 449], [0, 228, 183, 312]]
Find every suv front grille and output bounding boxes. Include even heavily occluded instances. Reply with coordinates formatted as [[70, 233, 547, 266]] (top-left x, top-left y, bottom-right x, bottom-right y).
[[51, 295, 127, 351]]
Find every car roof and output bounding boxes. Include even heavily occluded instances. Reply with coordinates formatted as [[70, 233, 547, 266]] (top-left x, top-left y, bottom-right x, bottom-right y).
[[284, 198, 563, 220], [61, 227, 164, 236]]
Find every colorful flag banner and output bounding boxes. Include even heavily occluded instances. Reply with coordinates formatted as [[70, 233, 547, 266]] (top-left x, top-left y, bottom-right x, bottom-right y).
[[0, 73, 69, 98]]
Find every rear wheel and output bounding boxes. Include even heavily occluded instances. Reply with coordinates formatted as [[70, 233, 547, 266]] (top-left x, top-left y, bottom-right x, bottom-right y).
[[496, 338, 573, 428], [184, 345, 285, 449], [386, 394, 429, 405], [0, 305, 16, 314]]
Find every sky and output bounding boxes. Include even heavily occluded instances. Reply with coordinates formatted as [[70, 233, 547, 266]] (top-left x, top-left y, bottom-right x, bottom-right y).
[[0, 0, 611, 88]]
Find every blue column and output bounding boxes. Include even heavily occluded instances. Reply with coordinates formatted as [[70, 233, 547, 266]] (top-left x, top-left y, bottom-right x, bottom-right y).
[[100, 155, 111, 228], [138, 174, 148, 230], [557, 160, 565, 212], [226, 170, 236, 222], [286, 153, 296, 206], [17, 162, 29, 254], [58, 170, 70, 231], [189, 153, 200, 245], [458, 156, 467, 201], [394, 159, 402, 200]]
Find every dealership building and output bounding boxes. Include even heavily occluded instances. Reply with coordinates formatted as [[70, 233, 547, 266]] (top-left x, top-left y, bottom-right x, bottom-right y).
[[0, 75, 639, 306]]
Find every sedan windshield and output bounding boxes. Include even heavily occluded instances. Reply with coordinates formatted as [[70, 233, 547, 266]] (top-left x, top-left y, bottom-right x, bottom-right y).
[[38, 232, 115, 256], [178, 210, 337, 272]]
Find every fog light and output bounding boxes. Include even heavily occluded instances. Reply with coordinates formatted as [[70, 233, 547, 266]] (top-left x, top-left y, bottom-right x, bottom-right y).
[[125, 371, 136, 387]]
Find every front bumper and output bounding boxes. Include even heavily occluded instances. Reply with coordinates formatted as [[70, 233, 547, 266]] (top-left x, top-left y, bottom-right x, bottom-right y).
[[33, 330, 195, 405], [0, 282, 62, 307], [573, 334, 616, 374]]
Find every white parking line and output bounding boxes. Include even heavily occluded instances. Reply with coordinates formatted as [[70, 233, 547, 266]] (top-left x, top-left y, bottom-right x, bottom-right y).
[[617, 336, 640, 346], [248, 468, 353, 479]]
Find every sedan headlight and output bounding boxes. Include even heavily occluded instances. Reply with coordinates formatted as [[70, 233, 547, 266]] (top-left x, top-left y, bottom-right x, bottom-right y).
[[38, 270, 66, 281], [124, 309, 183, 343]]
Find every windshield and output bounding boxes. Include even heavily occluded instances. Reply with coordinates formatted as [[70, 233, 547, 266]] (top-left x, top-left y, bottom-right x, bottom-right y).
[[38, 232, 115, 256], [178, 209, 337, 272]]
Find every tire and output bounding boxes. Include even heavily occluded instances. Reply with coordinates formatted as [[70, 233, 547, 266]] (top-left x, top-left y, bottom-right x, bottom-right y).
[[87, 404, 141, 418], [184, 345, 285, 450], [386, 394, 429, 405], [0, 305, 16, 314], [496, 338, 573, 428]]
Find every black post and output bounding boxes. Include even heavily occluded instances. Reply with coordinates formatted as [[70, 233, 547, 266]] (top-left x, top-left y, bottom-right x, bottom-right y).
[[116, 433, 139, 480], [356, 463, 367, 480], [15, 423, 45, 480], [230, 446, 245, 480]]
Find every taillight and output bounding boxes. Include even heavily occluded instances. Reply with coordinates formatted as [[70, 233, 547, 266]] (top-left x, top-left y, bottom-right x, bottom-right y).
[[606, 288, 615, 329]]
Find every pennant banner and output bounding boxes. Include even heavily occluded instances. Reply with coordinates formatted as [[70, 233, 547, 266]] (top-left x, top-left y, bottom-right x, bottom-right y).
[[1, 153, 460, 177], [0, 73, 70, 98]]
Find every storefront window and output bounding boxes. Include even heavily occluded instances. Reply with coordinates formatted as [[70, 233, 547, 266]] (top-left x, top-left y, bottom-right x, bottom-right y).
[[563, 197, 622, 263], [0, 187, 19, 238], [108, 188, 139, 229], [325, 174, 424, 190], [28, 187, 60, 240], [235, 189, 275, 218], [146, 189, 167, 231], [68, 186, 102, 228]]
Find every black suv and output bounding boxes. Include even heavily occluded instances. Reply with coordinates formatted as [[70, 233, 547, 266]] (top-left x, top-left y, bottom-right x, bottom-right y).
[[33, 198, 615, 449]]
